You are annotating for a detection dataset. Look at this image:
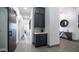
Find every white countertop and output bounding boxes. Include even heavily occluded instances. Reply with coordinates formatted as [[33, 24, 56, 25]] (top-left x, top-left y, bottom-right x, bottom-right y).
[[34, 32, 47, 34]]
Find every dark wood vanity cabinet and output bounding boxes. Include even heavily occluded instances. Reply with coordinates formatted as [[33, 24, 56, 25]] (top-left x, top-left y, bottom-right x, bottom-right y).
[[33, 33, 47, 47], [34, 7, 45, 28]]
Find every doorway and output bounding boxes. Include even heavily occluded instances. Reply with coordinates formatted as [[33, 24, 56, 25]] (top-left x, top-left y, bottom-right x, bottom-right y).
[[15, 7, 33, 51]]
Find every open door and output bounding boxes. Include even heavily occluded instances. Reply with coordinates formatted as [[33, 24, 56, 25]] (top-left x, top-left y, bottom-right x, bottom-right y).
[[8, 7, 17, 52]]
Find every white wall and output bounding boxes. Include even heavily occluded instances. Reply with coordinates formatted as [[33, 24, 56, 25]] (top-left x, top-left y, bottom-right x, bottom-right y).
[[74, 8, 79, 40], [31, 8, 34, 42], [13, 7, 21, 43], [59, 8, 77, 32], [0, 8, 8, 51], [14, 7, 24, 42], [59, 8, 79, 40], [45, 7, 60, 46]]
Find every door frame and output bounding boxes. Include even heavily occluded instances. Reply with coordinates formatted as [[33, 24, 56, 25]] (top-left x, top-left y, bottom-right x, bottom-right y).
[[6, 7, 9, 52]]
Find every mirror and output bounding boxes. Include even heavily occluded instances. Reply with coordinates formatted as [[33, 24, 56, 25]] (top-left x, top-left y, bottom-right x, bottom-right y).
[[60, 19, 69, 27]]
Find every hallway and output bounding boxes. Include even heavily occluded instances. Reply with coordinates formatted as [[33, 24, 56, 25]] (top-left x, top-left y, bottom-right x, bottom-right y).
[[1, 7, 79, 52], [15, 37, 79, 52], [15, 7, 79, 52]]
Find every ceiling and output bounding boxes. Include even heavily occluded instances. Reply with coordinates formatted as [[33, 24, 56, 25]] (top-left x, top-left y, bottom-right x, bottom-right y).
[[18, 7, 32, 20]]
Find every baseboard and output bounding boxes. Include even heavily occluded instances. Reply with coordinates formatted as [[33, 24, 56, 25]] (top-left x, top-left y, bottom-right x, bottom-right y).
[[47, 44, 60, 48], [71, 39, 79, 42]]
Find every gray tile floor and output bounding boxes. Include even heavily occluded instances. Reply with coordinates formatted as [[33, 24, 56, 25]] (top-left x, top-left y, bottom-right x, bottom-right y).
[[15, 37, 79, 52]]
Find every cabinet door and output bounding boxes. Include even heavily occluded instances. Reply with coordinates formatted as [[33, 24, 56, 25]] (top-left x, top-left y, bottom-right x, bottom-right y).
[[34, 14, 45, 27], [36, 36, 41, 44], [41, 34, 47, 45], [35, 8, 40, 13], [35, 8, 45, 14], [34, 7, 45, 28], [39, 14, 45, 27], [39, 8, 45, 14], [34, 14, 39, 27], [35, 34, 42, 47]]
